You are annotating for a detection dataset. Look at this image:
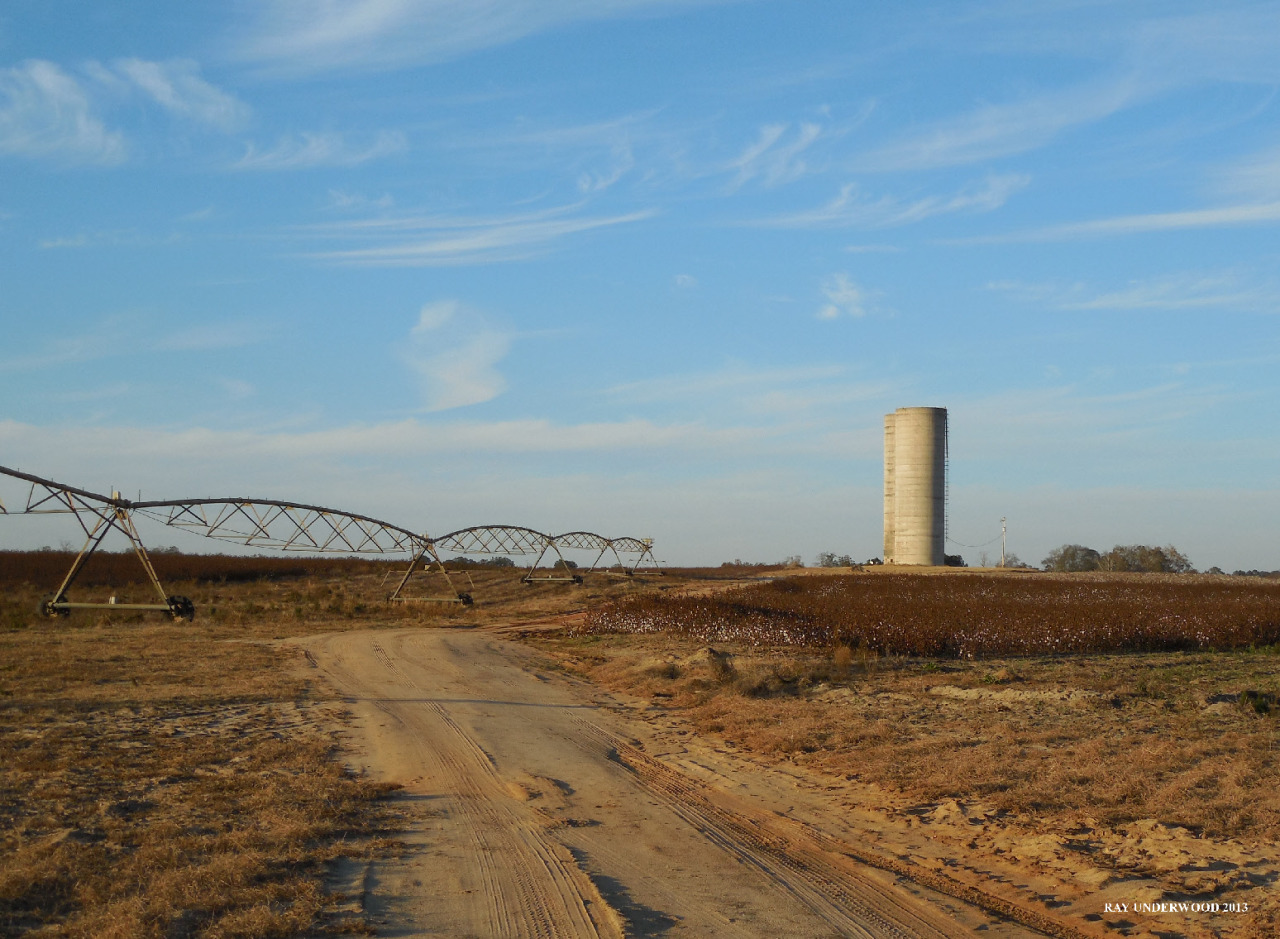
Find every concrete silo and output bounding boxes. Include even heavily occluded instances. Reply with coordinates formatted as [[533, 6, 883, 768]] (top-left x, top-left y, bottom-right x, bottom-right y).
[[883, 407, 947, 566]]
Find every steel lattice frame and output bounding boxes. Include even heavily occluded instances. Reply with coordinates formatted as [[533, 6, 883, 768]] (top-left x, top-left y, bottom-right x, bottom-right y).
[[0, 465, 469, 615], [133, 500, 469, 605], [0, 465, 195, 619], [430, 525, 582, 583], [137, 500, 423, 555], [1, 464, 660, 616], [426, 526, 664, 582], [550, 530, 615, 573], [606, 536, 663, 575]]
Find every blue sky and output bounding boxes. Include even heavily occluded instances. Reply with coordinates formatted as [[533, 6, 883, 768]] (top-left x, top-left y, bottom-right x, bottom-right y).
[[2, 1, 1279, 569]]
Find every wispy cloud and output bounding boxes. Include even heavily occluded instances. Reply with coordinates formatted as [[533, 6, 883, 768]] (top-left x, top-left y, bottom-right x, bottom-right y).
[[607, 363, 843, 403], [727, 122, 822, 189], [234, 131, 407, 170], [951, 381, 1240, 462], [0, 58, 246, 164], [603, 362, 892, 422], [756, 174, 1028, 229], [989, 273, 1278, 313], [300, 203, 657, 266], [440, 111, 665, 192], [154, 321, 272, 352], [817, 273, 869, 319], [962, 199, 1280, 243], [1213, 145, 1280, 201], [234, 0, 741, 75], [0, 416, 766, 467], [38, 229, 185, 250], [0, 60, 126, 163], [844, 244, 901, 254], [0, 316, 269, 371], [401, 300, 512, 411], [53, 383, 136, 404], [854, 76, 1146, 172], [1129, 7, 1280, 87], [468, 111, 659, 154], [327, 189, 395, 211], [101, 59, 249, 131], [577, 143, 635, 193]]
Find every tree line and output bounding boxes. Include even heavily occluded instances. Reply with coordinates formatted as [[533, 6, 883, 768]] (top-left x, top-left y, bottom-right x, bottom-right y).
[[1041, 543, 1194, 573]]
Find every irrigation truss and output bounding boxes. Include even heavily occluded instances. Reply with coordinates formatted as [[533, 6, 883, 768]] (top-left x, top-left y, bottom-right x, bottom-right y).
[[0, 464, 659, 620]]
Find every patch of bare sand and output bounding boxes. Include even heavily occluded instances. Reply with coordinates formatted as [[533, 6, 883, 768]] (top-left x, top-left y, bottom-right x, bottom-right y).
[[539, 637, 1280, 939], [294, 627, 1034, 938]]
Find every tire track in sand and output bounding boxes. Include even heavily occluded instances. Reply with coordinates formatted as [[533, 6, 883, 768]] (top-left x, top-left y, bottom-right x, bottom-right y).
[[368, 641, 619, 939], [570, 717, 954, 939], [307, 630, 1049, 937], [572, 718, 1077, 939]]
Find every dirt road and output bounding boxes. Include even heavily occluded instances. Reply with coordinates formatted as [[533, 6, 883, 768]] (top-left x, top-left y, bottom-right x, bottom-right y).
[[294, 627, 1039, 938]]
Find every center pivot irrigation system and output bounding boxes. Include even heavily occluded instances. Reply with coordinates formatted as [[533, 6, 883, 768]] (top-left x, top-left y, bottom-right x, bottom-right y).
[[0, 464, 660, 621]]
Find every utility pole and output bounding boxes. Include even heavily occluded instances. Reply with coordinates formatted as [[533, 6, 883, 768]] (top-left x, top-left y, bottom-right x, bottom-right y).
[[1000, 517, 1007, 568]]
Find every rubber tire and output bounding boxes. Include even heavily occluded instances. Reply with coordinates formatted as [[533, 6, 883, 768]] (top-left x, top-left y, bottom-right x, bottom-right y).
[[39, 594, 69, 618], [167, 596, 196, 621]]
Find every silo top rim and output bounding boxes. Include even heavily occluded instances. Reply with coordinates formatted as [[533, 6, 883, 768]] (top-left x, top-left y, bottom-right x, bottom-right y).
[[891, 406, 947, 415]]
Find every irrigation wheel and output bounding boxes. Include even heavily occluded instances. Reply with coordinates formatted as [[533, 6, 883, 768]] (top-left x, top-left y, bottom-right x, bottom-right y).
[[167, 596, 196, 621], [38, 594, 69, 618]]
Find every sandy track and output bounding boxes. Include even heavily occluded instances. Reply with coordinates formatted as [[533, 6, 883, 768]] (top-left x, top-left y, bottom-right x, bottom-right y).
[[294, 627, 1030, 937]]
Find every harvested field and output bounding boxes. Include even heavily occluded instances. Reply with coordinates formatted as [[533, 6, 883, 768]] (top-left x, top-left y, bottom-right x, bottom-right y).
[[535, 569, 1280, 937], [6, 555, 1280, 937], [0, 618, 398, 938], [0, 551, 665, 937], [580, 571, 1280, 656]]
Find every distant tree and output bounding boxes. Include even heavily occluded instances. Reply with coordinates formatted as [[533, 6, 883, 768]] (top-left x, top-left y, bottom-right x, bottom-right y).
[[1207, 566, 1225, 575], [815, 551, 855, 568], [448, 555, 515, 568], [1161, 545, 1194, 574], [997, 552, 1031, 569], [783, 555, 805, 568], [1042, 544, 1101, 572], [944, 554, 966, 567], [1098, 544, 1194, 573]]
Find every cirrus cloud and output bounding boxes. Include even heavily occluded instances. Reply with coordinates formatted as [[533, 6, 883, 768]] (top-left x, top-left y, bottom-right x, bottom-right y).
[[234, 0, 746, 75], [0, 60, 126, 163], [0, 58, 247, 164], [234, 130, 408, 170]]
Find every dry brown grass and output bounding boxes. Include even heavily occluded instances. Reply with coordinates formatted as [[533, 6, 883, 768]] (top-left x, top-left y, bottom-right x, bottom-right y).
[[0, 551, 689, 937], [0, 617, 399, 938], [536, 579, 1280, 934], [8, 553, 1278, 934], [544, 633, 1280, 840]]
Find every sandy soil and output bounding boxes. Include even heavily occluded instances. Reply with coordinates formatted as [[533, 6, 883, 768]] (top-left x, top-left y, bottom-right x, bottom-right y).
[[291, 625, 1046, 938]]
